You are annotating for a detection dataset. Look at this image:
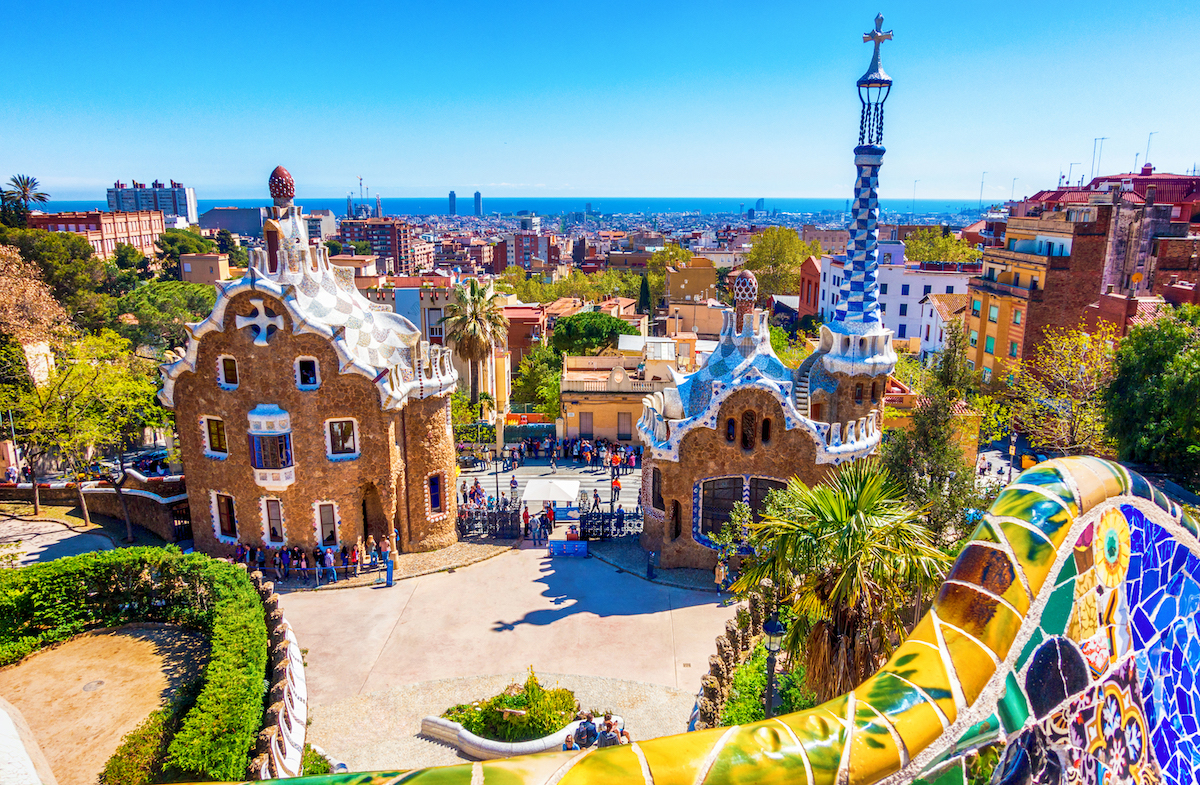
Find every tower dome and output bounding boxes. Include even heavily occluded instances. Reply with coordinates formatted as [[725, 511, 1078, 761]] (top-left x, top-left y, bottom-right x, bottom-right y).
[[268, 166, 295, 205]]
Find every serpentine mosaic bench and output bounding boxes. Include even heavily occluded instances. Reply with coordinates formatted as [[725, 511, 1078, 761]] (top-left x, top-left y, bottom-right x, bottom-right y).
[[194, 457, 1198, 784]]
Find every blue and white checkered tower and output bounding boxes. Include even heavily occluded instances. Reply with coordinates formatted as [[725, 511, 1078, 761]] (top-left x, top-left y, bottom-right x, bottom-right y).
[[819, 14, 898, 378]]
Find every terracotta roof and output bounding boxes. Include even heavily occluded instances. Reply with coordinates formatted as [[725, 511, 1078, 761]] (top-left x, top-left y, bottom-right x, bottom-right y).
[[925, 292, 971, 322], [1127, 298, 1172, 327]]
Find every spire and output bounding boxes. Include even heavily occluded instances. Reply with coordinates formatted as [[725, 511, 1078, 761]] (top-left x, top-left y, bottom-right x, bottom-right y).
[[830, 14, 894, 336]]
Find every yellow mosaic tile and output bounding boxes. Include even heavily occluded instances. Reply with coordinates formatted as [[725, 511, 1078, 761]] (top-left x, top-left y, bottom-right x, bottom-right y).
[[845, 700, 904, 784], [482, 750, 581, 784], [856, 672, 947, 766], [945, 543, 1030, 615], [934, 582, 1023, 661], [1060, 457, 1127, 512], [559, 744, 645, 785], [632, 726, 724, 785], [875, 617, 959, 725], [938, 622, 998, 706], [994, 519, 1060, 597]]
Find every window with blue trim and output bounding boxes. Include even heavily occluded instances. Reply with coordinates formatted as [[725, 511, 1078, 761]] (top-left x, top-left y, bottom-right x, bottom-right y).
[[429, 474, 443, 513], [248, 433, 293, 470]]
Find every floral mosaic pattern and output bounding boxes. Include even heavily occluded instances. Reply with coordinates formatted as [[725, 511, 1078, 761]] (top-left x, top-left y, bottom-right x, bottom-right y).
[[187, 458, 1200, 785]]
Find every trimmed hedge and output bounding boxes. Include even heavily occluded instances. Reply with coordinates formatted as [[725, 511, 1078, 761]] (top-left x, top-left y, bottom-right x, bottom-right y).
[[100, 677, 201, 785], [0, 547, 269, 781]]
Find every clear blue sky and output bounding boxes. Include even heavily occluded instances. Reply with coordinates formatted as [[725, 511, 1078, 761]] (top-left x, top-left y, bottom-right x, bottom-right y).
[[5, 1, 1196, 201]]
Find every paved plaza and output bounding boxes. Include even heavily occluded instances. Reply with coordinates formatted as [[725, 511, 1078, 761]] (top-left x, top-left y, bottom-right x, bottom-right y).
[[455, 454, 644, 514]]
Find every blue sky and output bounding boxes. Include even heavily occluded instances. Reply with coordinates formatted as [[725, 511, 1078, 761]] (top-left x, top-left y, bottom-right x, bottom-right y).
[[5, 1, 1196, 200]]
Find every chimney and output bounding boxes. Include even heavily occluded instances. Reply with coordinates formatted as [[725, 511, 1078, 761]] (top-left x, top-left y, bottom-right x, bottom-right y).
[[1141, 163, 1154, 176], [1106, 284, 1114, 294], [1146, 185, 1156, 207]]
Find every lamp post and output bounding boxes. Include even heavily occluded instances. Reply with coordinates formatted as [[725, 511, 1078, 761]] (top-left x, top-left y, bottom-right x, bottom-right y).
[[763, 612, 786, 719]]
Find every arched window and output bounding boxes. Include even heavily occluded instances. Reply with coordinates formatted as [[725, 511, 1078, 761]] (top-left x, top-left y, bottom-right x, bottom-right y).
[[726, 418, 736, 442], [671, 501, 682, 540], [761, 418, 772, 444], [741, 411, 756, 450], [870, 382, 879, 403], [855, 384, 864, 404]]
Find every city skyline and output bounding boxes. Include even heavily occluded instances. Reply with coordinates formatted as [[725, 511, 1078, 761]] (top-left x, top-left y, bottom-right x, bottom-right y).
[[6, 2, 1197, 201]]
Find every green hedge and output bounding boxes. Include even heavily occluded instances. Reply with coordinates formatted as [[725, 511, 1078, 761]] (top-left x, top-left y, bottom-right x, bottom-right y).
[[0, 547, 269, 781], [719, 641, 818, 726], [455, 423, 497, 445], [444, 669, 577, 743], [101, 678, 201, 785]]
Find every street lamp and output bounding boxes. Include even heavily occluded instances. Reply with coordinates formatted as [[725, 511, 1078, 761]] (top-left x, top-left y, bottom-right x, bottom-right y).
[[763, 612, 786, 719]]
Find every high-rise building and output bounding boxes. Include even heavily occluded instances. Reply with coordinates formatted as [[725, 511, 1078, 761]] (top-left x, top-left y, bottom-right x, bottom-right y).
[[448, 191, 457, 216], [375, 194, 382, 218], [339, 217, 423, 276], [755, 198, 765, 211], [474, 191, 482, 217], [107, 179, 197, 224]]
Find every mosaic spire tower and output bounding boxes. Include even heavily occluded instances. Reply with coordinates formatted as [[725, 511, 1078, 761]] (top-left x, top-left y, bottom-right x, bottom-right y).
[[834, 14, 892, 326], [818, 14, 897, 378]]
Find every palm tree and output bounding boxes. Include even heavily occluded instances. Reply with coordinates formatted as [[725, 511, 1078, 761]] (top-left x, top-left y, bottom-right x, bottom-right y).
[[733, 459, 949, 703], [440, 279, 509, 409], [4, 175, 50, 211]]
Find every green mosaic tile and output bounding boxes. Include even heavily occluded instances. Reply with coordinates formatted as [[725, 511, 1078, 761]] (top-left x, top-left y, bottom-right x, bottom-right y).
[[1016, 627, 1044, 670], [1039, 573, 1075, 636], [996, 671, 1030, 734]]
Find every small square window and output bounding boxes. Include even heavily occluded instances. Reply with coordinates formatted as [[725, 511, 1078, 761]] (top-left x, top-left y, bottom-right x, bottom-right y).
[[880, 283, 888, 295], [899, 304, 908, 317], [970, 330, 979, 347], [219, 357, 239, 387], [985, 335, 995, 354], [297, 358, 319, 389], [901, 284, 910, 296], [923, 285, 932, 295], [988, 305, 999, 323], [1013, 309, 1023, 325], [945, 285, 954, 294], [205, 418, 228, 455], [1009, 340, 1018, 358], [328, 420, 357, 456]]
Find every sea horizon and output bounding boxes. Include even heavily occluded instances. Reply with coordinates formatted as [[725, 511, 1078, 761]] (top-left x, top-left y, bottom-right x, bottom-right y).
[[38, 196, 988, 219]]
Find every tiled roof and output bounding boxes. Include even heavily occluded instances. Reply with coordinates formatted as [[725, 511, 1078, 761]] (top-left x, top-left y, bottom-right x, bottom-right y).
[[926, 292, 971, 322]]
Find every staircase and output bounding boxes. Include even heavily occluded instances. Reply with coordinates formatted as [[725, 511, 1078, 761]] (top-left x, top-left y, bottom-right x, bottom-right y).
[[793, 351, 822, 418]]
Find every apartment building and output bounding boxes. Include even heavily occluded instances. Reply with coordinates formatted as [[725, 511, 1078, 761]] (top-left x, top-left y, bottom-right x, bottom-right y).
[[339, 218, 423, 275], [27, 209, 165, 259], [107, 179, 198, 223]]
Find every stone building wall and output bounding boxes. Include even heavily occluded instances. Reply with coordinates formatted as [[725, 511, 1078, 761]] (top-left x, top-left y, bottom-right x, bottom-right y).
[[397, 392, 458, 552], [642, 388, 831, 569], [1024, 207, 1112, 356], [173, 291, 455, 556]]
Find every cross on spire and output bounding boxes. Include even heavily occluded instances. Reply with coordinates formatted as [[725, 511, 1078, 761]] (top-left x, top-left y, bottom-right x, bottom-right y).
[[236, 298, 284, 346], [863, 13, 892, 55]]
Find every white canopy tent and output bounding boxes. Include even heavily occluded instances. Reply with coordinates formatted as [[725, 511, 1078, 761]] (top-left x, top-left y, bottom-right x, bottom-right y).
[[520, 479, 581, 505]]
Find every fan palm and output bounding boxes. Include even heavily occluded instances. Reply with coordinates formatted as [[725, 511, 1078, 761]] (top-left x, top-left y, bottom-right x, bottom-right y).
[[5, 175, 50, 210], [440, 279, 509, 409], [733, 459, 949, 703]]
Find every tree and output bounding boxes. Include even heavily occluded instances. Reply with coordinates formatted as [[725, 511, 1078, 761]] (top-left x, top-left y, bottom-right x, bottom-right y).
[[550, 311, 638, 356], [880, 321, 989, 545], [350, 240, 371, 255], [324, 239, 343, 256], [637, 273, 651, 314], [3, 175, 49, 212], [902, 227, 982, 264], [0, 331, 161, 533], [108, 243, 150, 296], [768, 324, 812, 369], [155, 228, 214, 280], [1008, 324, 1115, 456], [0, 226, 115, 332], [0, 244, 69, 346], [742, 228, 823, 302], [1105, 305, 1200, 485], [441, 279, 509, 407], [733, 460, 949, 702], [117, 280, 217, 350], [511, 345, 562, 420]]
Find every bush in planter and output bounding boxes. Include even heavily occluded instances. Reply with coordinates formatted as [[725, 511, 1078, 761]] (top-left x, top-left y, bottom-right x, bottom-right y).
[[443, 669, 577, 743], [719, 641, 818, 726], [0, 548, 268, 782]]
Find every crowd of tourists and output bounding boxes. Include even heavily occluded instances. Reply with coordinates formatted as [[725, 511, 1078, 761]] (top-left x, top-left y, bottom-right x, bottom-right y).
[[232, 535, 394, 585], [563, 712, 632, 750]]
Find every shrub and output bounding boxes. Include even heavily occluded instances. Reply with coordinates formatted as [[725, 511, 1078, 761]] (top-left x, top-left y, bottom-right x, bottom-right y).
[[0, 548, 268, 781], [101, 678, 201, 785], [444, 669, 577, 743], [301, 744, 332, 776], [719, 641, 818, 726]]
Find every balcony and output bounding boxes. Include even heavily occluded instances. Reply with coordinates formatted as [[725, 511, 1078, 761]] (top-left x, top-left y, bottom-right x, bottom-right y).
[[970, 276, 1041, 301], [255, 466, 296, 491]]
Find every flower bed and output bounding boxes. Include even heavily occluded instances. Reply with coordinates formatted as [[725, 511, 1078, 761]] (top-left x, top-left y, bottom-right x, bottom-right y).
[[0, 547, 269, 781], [442, 670, 577, 743]]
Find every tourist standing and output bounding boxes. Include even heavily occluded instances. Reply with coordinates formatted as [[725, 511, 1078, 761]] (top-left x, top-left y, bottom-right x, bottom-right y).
[[280, 547, 291, 580], [611, 476, 621, 505], [323, 548, 337, 584], [271, 549, 282, 581], [574, 713, 598, 748]]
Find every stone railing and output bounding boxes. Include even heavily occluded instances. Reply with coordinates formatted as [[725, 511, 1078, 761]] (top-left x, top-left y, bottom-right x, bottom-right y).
[[695, 583, 776, 730]]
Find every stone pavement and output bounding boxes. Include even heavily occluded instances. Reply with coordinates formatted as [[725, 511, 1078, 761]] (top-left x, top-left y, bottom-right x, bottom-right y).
[[308, 672, 698, 772], [0, 517, 113, 565], [457, 456, 643, 514], [283, 544, 737, 770]]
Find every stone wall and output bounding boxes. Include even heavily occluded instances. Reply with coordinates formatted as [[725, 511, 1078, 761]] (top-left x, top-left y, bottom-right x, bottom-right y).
[[642, 388, 830, 569], [173, 291, 456, 556], [694, 582, 776, 730]]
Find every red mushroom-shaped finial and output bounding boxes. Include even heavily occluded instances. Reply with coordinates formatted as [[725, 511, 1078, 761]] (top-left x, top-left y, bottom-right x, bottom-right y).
[[731, 269, 758, 303], [268, 166, 295, 200]]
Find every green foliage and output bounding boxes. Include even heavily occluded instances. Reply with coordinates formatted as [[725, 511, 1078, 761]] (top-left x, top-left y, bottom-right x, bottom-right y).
[[734, 460, 949, 702], [442, 279, 509, 406], [891, 351, 927, 394], [637, 273, 651, 314], [215, 230, 248, 269], [2, 175, 49, 211], [301, 745, 332, 776], [0, 226, 116, 331], [109, 243, 152, 295], [742, 227, 823, 302], [494, 266, 642, 305], [967, 744, 1003, 785], [1105, 305, 1200, 485], [881, 321, 990, 545], [117, 280, 216, 350], [454, 422, 497, 444], [718, 641, 818, 726], [903, 227, 982, 264], [768, 325, 812, 369], [155, 229, 214, 280], [512, 344, 562, 419], [646, 244, 690, 306], [324, 239, 343, 256], [550, 311, 638, 356], [0, 548, 267, 781], [970, 392, 1011, 446], [100, 677, 202, 785], [350, 240, 370, 255], [443, 669, 577, 743]]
